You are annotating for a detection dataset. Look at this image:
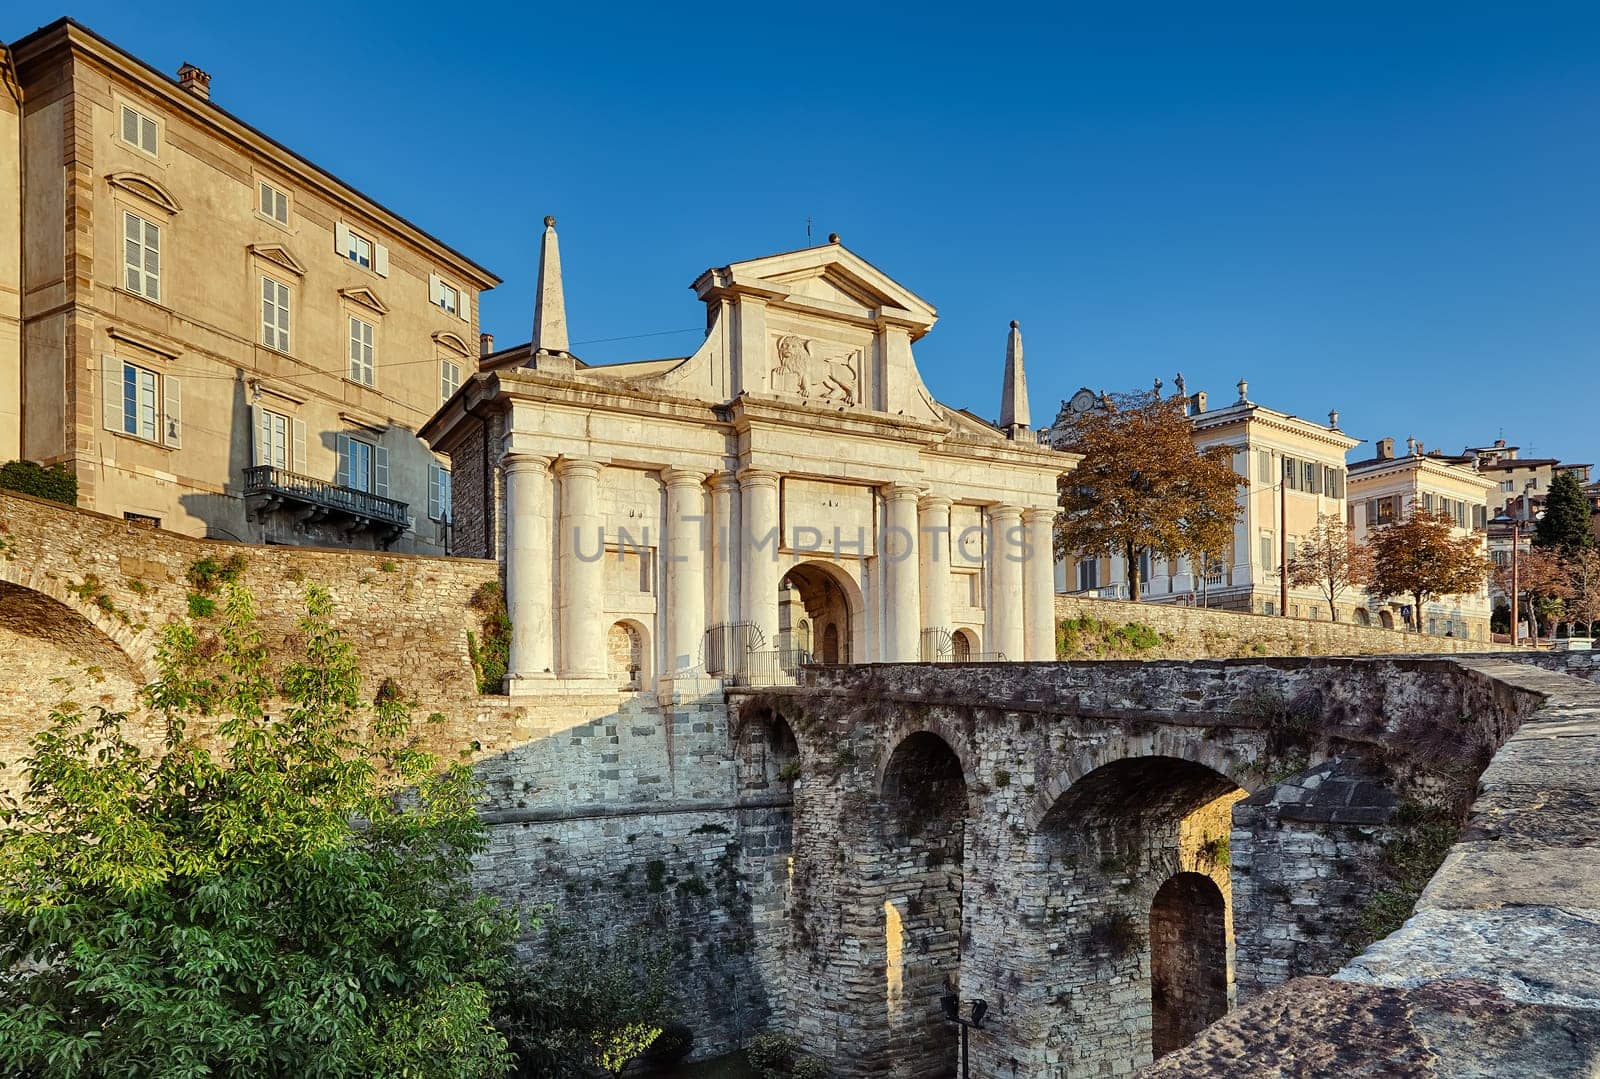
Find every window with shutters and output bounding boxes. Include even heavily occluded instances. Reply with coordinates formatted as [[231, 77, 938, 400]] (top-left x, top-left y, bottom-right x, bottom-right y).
[[122, 363, 158, 441], [119, 104, 158, 155], [110, 360, 180, 446], [256, 409, 291, 468], [1302, 461, 1317, 492], [1259, 533, 1274, 571], [258, 181, 289, 225], [1076, 558, 1098, 592], [344, 228, 373, 268], [348, 316, 375, 385], [1283, 456, 1299, 490], [123, 211, 161, 301], [438, 282, 459, 315], [340, 436, 373, 492], [261, 276, 291, 352], [1256, 449, 1272, 484], [440, 359, 460, 403], [428, 463, 452, 522]]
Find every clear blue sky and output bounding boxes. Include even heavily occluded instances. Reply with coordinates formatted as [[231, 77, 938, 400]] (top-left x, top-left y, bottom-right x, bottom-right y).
[[21, 3, 1600, 463]]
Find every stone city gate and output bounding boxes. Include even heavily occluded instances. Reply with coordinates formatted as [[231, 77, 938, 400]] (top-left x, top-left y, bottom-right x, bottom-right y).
[[727, 657, 1537, 1078]]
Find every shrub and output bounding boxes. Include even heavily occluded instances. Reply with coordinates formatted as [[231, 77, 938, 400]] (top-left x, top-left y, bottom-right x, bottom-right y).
[[0, 459, 77, 505], [185, 552, 248, 593], [0, 583, 515, 1077], [468, 581, 512, 694]]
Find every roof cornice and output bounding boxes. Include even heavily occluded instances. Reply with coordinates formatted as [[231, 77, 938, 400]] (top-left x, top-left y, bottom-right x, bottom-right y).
[[10, 19, 500, 288]]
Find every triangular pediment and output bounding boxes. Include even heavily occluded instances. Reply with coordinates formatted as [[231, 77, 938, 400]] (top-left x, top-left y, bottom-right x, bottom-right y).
[[106, 171, 182, 214], [339, 286, 389, 315], [696, 242, 938, 335], [249, 243, 306, 277], [432, 330, 473, 358]]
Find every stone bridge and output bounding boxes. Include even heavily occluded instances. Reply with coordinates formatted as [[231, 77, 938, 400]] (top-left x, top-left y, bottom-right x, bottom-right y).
[[728, 658, 1548, 1078]]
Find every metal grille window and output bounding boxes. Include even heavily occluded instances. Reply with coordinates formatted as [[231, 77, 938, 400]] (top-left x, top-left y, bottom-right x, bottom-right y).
[[348, 316, 375, 385], [123, 211, 161, 301], [261, 277, 290, 352]]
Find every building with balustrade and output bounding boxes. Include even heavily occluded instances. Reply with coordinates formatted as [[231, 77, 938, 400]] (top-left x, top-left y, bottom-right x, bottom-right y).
[[422, 220, 1072, 690]]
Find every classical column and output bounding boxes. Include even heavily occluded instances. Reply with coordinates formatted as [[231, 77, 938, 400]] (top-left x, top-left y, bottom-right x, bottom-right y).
[[709, 473, 739, 632], [502, 453, 553, 686], [556, 457, 606, 678], [1023, 507, 1058, 661], [739, 469, 782, 650], [989, 505, 1025, 661], [918, 494, 953, 656], [882, 483, 922, 662], [663, 468, 709, 675]]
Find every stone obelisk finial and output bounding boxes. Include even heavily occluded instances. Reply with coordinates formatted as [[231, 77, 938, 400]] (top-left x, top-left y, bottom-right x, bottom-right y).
[[529, 215, 573, 371], [1000, 320, 1031, 440]]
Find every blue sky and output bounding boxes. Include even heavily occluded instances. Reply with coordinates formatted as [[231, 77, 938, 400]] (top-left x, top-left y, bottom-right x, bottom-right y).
[[23, 2, 1600, 462]]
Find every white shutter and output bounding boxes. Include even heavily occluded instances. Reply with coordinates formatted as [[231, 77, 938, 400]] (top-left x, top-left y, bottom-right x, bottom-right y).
[[292, 418, 307, 474], [162, 376, 181, 447], [428, 273, 443, 305], [253, 405, 269, 466], [373, 444, 389, 497], [103, 357, 123, 431], [335, 221, 351, 257], [373, 243, 389, 278], [441, 468, 452, 522], [459, 290, 470, 323], [428, 465, 441, 520], [335, 433, 351, 486]]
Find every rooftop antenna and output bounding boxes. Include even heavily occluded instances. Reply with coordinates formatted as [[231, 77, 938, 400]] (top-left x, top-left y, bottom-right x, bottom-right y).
[[806, 216, 813, 246]]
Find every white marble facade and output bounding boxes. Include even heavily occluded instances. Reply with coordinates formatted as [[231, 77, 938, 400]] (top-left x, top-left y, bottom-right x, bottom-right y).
[[423, 222, 1072, 692]]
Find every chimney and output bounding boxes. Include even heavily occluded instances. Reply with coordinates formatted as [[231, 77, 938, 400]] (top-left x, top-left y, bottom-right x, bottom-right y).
[[1191, 390, 1207, 414], [479, 332, 495, 358], [177, 63, 211, 100], [1377, 437, 1394, 460]]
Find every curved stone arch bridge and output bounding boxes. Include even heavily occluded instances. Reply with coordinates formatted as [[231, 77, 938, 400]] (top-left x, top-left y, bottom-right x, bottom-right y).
[[729, 657, 1540, 1079]]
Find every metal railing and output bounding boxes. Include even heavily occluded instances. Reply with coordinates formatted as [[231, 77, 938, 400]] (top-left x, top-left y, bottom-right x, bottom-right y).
[[243, 465, 409, 529], [703, 622, 765, 678], [741, 648, 814, 686]]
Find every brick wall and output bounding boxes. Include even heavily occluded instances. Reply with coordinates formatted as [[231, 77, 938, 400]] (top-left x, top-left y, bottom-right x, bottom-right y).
[[1056, 595, 1513, 660]]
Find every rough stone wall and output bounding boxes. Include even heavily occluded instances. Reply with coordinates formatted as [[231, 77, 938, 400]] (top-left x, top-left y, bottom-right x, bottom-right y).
[[1056, 595, 1511, 660]]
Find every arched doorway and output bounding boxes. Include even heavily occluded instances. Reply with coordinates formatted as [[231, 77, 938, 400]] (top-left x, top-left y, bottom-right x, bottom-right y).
[[879, 731, 968, 1077], [779, 562, 856, 664], [1379, 609, 1395, 630], [1354, 608, 1372, 627], [607, 619, 648, 689], [951, 628, 977, 662], [1150, 872, 1228, 1057]]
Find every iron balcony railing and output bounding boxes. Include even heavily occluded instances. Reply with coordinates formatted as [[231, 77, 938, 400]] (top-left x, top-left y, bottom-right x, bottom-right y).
[[243, 465, 410, 530], [741, 648, 814, 687]]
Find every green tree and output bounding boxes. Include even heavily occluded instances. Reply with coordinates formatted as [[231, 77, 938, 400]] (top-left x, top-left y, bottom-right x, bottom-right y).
[[0, 459, 78, 504], [1055, 391, 1245, 601], [0, 583, 516, 1078], [1535, 471, 1595, 555]]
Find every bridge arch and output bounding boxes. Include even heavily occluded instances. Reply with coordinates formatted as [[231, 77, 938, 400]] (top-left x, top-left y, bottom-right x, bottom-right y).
[[0, 560, 159, 684], [1028, 735, 1258, 831]]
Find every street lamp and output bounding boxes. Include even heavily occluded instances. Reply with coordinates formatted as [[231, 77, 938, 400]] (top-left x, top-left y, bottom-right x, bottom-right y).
[[941, 994, 988, 1079], [1490, 510, 1529, 646]]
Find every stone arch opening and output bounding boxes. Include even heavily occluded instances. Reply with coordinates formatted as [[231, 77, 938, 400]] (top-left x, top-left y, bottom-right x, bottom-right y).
[[1150, 871, 1228, 1058], [879, 731, 968, 1076], [951, 627, 977, 662], [0, 580, 148, 801], [736, 708, 800, 799], [1379, 609, 1396, 630], [780, 561, 859, 664], [606, 619, 649, 689], [1354, 608, 1372, 627], [1032, 754, 1246, 1069]]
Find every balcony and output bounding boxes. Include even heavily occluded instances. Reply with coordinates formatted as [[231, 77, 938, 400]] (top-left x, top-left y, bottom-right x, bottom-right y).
[[243, 465, 410, 545]]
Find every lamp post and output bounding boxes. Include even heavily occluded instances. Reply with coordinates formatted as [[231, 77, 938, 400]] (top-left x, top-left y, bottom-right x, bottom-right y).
[[940, 994, 989, 1079], [1491, 510, 1524, 646]]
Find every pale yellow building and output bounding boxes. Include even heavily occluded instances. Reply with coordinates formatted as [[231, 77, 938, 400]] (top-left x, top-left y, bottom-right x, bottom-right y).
[[1347, 437, 1496, 639], [1049, 381, 1362, 621], [1, 19, 498, 551]]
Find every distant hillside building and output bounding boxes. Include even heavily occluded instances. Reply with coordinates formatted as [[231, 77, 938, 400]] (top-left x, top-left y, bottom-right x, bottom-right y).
[[1347, 436, 1495, 639], [0, 19, 497, 550], [1045, 380, 1361, 620]]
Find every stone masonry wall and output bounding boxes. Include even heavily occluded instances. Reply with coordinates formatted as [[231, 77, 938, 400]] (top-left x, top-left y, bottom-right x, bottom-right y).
[[1056, 595, 1512, 660]]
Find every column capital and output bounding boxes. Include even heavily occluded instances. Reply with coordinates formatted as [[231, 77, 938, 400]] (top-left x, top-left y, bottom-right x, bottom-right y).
[[918, 492, 953, 513], [881, 482, 923, 503], [1023, 506, 1058, 526], [554, 456, 604, 480], [662, 466, 708, 489], [737, 468, 781, 491], [502, 452, 552, 475], [708, 471, 740, 492], [989, 503, 1024, 522]]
